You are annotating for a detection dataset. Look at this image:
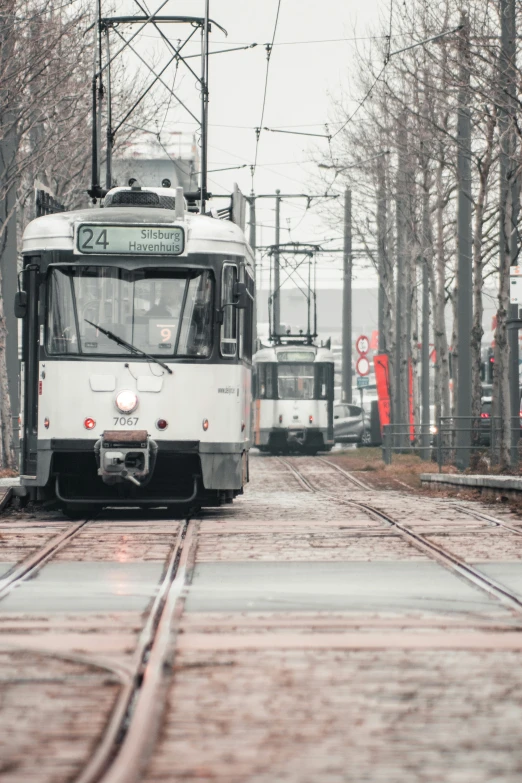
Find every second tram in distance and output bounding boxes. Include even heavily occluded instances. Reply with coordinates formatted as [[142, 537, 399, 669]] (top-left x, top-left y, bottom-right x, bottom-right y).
[[252, 341, 335, 455]]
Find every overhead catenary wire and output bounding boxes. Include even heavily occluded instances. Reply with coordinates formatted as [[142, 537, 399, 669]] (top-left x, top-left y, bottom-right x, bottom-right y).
[[330, 63, 387, 142], [130, 32, 437, 47], [263, 126, 331, 140], [327, 20, 462, 155], [251, 0, 283, 188]]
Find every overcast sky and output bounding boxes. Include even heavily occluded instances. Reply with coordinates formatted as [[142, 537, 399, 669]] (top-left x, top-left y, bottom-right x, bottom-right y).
[[117, 0, 387, 287]]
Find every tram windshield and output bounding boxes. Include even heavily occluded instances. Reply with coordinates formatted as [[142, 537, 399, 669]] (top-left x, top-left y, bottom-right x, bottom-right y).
[[277, 363, 314, 399], [47, 266, 214, 357]]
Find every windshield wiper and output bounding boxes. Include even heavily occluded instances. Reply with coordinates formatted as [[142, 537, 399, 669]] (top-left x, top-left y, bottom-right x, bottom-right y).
[[84, 319, 173, 375]]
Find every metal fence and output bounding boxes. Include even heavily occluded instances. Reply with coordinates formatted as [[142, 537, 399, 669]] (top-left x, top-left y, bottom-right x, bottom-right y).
[[382, 417, 522, 471], [381, 423, 432, 464]]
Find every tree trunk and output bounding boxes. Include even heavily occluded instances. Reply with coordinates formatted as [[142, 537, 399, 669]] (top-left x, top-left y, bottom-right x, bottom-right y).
[[434, 157, 451, 439]]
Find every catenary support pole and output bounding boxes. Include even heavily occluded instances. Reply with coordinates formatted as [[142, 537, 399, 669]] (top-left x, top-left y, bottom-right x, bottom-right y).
[[342, 188, 352, 403], [456, 11, 472, 470], [377, 166, 386, 353], [199, 0, 210, 213], [273, 189, 281, 337], [509, 172, 520, 464], [249, 194, 257, 348], [105, 26, 113, 191], [395, 118, 406, 439], [502, 0, 519, 465]]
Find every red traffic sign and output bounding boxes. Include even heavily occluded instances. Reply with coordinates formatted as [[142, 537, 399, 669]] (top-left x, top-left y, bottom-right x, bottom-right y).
[[356, 335, 370, 355], [356, 355, 370, 376]]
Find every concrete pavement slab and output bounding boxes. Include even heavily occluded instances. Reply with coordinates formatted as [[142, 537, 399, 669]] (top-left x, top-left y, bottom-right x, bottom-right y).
[[185, 561, 497, 614], [0, 562, 164, 612]]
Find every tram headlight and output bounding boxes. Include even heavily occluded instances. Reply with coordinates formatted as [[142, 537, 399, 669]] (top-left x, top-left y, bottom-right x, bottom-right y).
[[115, 389, 138, 413]]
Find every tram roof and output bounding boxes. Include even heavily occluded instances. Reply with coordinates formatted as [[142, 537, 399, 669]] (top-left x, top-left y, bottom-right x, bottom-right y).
[[22, 206, 253, 261], [253, 343, 335, 363]]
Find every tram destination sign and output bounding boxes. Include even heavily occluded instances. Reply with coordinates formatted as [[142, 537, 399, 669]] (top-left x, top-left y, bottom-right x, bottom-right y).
[[75, 224, 185, 255]]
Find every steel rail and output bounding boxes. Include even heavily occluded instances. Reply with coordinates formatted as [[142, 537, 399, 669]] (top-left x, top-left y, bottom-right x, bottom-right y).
[[279, 457, 522, 615], [76, 518, 199, 783], [317, 457, 522, 535], [317, 458, 522, 534], [0, 519, 90, 600], [448, 503, 522, 536], [0, 643, 132, 687]]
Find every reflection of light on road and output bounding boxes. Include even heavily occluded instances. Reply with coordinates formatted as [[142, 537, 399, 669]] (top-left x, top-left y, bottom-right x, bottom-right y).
[[108, 567, 131, 595], [116, 535, 131, 563]]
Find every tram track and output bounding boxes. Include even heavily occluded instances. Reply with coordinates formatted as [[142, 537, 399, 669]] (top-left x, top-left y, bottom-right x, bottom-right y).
[[0, 507, 200, 783], [278, 456, 522, 616], [0, 518, 90, 600], [449, 503, 522, 536], [75, 516, 199, 783], [320, 454, 522, 535]]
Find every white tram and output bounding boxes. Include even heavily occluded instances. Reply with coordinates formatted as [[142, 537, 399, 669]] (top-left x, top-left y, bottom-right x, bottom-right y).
[[16, 185, 255, 512], [252, 342, 335, 455]]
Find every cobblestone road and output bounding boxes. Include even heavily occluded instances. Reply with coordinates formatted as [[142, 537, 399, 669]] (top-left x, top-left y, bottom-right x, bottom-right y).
[[2, 453, 522, 782], [146, 455, 522, 783]]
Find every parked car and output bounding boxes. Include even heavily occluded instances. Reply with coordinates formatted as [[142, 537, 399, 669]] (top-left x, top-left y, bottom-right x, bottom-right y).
[[333, 403, 371, 445]]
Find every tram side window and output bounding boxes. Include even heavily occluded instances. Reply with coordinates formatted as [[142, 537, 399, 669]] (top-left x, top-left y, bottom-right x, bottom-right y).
[[221, 265, 237, 357], [314, 363, 332, 400], [177, 272, 214, 357], [256, 363, 277, 399], [47, 272, 78, 354]]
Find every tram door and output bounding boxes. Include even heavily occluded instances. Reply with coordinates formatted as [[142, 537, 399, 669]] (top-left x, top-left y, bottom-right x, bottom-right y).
[[315, 363, 334, 439], [20, 264, 40, 476]]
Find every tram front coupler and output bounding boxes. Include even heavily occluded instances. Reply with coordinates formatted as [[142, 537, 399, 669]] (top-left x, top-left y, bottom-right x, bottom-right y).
[[95, 430, 158, 487], [288, 428, 306, 446]]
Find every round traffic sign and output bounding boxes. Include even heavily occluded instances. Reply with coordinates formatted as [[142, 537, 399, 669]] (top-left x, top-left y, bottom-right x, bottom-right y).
[[356, 355, 370, 376], [356, 335, 370, 355]]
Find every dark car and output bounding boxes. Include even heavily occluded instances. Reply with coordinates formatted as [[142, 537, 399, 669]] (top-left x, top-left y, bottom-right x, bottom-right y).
[[433, 398, 495, 450], [478, 397, 496, 446], [333, 403, 371, 445]]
